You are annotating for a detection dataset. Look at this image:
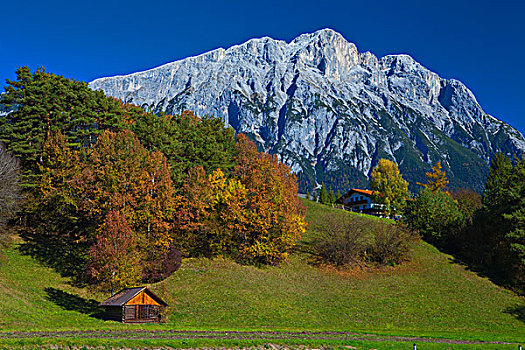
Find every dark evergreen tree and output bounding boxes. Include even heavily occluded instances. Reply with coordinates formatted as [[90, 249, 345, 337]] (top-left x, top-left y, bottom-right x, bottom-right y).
[[133, 110, 236, 189], [328, 189, 336, 204], [0, 67, 124, 187], [319, 183, 329, 204]]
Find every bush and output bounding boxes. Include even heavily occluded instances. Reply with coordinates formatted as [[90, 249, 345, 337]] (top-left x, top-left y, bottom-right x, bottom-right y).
[[312, 213, 418, 267], [404, 188, 465, 247], [312, 214, 369, 266], [142, 244, 182, 283], [369, 222, 418, 266]]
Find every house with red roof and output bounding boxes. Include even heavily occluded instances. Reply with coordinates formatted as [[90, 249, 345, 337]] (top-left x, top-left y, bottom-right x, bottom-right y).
[[335, 188, 386, 217]]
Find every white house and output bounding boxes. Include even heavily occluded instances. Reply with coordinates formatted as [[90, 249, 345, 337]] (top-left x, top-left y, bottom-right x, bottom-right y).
[[336, 188, 386, 216]]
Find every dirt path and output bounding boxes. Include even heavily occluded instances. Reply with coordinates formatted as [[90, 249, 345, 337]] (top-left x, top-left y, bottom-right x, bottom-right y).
[[0, 330, 517, 345]]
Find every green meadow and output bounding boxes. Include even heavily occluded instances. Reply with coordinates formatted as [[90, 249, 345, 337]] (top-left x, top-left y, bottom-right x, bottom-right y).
[[0, 199, 523, 348]]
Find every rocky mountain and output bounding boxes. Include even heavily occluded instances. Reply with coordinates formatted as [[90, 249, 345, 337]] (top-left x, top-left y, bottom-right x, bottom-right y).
[[89, 29, 525, 193]]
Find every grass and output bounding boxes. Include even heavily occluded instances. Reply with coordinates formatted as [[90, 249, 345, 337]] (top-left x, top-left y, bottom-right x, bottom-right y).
[[0, 199, 524, 347], [0, 337, 522, 350]]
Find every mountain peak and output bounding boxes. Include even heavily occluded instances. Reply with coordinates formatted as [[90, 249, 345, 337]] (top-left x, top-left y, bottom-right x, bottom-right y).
[[90, 30, 525, 193]]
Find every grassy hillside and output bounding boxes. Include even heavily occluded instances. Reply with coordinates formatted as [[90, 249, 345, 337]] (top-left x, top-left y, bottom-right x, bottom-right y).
[[0, 199, 524, 346]]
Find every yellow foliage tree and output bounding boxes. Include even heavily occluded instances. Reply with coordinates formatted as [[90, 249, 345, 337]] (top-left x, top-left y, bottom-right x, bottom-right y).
[[417, 162, 449, 193], [369, 159, 409, 217]]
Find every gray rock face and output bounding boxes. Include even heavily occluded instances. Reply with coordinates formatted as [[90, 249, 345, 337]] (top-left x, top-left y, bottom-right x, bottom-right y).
[[90, 29, 525, 192]]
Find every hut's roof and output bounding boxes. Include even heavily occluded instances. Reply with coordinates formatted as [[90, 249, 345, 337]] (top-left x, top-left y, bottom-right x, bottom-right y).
[[99, 287, 168, 307]]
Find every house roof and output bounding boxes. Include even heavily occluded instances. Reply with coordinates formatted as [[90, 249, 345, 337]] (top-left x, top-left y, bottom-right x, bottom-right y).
[[335, 188, 374, 204], [351, 189, 373, 196], [99, 287, 168, 307]]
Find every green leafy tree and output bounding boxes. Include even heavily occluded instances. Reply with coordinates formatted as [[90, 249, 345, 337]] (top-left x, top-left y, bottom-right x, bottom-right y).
[[404, 188, 465, 246], [369, 159, 409, 216]]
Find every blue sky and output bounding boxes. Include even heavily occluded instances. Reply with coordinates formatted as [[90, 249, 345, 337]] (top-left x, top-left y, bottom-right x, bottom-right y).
[[1, 0, 524, 134]]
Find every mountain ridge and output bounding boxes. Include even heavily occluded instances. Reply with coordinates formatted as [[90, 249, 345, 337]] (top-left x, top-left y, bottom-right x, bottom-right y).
[[90, 28, 525, 192]]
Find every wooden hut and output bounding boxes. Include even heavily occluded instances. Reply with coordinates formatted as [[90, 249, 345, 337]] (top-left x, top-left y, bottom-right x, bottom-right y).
[[99, 287, 168, 323]]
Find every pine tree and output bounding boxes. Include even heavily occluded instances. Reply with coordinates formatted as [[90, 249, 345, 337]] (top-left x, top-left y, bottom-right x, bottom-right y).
[[336, 190, 342, 202], [319, 183, 329, 205], [312, 191, 318, 202], [0, 67, 124, 188], [328, 189, 336, 204]]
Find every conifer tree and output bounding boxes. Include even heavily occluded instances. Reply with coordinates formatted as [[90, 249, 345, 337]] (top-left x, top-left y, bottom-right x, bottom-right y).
[[417, 162, 449, 193], [0, 66, 124, 188], [328, 189, 336, 204], [319, 183, 329, 204]]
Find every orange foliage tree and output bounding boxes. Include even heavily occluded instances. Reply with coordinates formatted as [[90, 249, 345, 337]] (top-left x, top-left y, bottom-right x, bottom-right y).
[[89, 210, 141, 291], [233, 134, 306, 264], [75, 130, 176, 284]]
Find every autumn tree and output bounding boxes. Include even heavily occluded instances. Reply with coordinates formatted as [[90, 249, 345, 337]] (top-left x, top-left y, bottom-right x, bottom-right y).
[[76, 130, 176, 283], [369, 159, 409, 216], [452, 188, 482, 220], [174, 134, 306, 265], [17, 132, 91, 279], [417, 162, 449, 193], [233, 134, 306, 264], [88, 210, 141, 292]]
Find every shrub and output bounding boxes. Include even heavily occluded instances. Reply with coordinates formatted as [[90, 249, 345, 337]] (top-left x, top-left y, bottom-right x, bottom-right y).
[[142, 244, 182, 283], [312, 213, 418, 267], [312, 214, 369, 266], [404, 188, 465, 247], [368, 222, 418, 266]]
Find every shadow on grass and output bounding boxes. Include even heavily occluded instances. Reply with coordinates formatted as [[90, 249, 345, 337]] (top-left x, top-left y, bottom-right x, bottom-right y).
[[45, 287, 104, 319], [18, 227, 91, 287], [504, 304, 525, 323]]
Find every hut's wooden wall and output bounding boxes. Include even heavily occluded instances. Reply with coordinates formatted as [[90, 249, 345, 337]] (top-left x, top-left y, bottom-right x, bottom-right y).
[[103, 306, 123, 321]]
